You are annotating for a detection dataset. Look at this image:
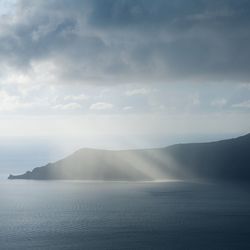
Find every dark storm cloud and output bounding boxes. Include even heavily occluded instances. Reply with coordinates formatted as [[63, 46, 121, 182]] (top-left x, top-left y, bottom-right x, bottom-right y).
[[1, 0, 250, 83]]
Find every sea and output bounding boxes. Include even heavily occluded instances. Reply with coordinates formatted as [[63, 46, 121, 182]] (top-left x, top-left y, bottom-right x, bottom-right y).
[[0, 180, 250, 250]]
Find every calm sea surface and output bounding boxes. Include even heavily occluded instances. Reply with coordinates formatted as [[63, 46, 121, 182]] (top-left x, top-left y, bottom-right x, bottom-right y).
[[0, 180, 250, 250]]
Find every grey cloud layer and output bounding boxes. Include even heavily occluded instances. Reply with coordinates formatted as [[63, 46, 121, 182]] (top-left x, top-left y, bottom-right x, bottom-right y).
[[1, 0, 250, 84]]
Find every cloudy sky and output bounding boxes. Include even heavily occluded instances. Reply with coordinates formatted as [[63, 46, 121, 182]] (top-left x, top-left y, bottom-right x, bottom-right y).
[[0, 0, 250, 148]]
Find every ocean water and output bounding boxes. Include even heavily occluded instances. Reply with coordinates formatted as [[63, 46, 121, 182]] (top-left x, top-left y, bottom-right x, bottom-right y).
[[0, 181, 250, 250]]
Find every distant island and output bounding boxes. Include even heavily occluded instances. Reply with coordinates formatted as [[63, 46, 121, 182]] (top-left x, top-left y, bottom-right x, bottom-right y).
[[8, 134, 250, 182]]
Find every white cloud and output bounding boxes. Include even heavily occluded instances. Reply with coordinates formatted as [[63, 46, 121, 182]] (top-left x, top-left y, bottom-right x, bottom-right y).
[[123, 106, 133, 111], [211, 98, 227, 107], [90, 102, 113, 110], [232, 100, 250, 109], [0, 0, 16, 16], [0, 90, 31, 111], [188, 93, 200, 106], [125, 88, 150, 96], [158, 105, 166, 111], [238, 83, 250, 89], [64, 94, 89, 101], [53, 103, 82, 110]]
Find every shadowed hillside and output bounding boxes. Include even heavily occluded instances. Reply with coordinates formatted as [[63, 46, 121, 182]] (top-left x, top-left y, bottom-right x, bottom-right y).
[[8, 134, 250, 182]]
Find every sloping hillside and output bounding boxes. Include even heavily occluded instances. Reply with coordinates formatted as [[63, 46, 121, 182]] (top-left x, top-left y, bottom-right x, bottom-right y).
[[8, 134, 250, 182]]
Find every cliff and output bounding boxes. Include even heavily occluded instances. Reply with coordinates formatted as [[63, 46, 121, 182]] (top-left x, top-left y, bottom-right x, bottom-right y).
[[8, 134, 250, 182]]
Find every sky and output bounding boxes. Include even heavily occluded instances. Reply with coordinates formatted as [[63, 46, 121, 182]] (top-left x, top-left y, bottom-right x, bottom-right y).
[[0, 0, 250, 151]]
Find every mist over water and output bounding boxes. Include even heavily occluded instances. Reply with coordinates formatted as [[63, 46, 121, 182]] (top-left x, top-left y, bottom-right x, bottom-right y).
[[0, 138, 64, 178]]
